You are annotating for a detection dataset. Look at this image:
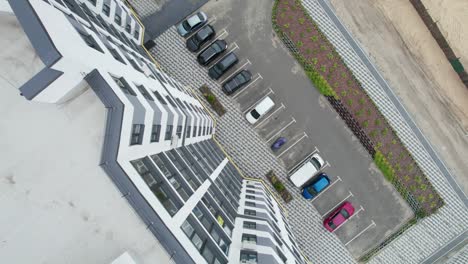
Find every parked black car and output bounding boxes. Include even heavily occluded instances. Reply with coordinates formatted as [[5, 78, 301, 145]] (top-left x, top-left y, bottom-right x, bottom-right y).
[[186, 25, 215, 52], [208, 52, 238, 80], [197, 39, 227, 66], [222, 70, 252, 95]]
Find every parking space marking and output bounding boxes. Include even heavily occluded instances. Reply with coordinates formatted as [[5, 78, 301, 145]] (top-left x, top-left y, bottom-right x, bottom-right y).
[[344, 221, 376, 246], [195, 30, 228, 55], [332, 205, 365, 233], [266, 117, 296, 142], [277, 132, 308, 158], [321, 191, 353, 218], [209, 43, 239, 66], [254, 103, 286, 128], [218, 59, 251, 84], [242, 88, 274, 114], [287, 146, 319, 173], [310, 176, 342, 202], [232, 73, 263, 99]]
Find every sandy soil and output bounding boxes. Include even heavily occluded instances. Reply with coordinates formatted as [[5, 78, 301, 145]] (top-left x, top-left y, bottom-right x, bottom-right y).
[[327, 0, 468, 195], [423, 0, 468, 67]]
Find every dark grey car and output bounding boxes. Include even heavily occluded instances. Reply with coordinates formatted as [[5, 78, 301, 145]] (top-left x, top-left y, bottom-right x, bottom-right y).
[[186, 25, 215, 52], [208, 52, 238, 80], [197, 40, 227, 66], [222, 70, 252, 95]]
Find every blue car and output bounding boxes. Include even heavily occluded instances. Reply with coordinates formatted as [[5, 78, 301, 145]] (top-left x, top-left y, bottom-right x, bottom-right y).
[[302, 174, 331, 200]]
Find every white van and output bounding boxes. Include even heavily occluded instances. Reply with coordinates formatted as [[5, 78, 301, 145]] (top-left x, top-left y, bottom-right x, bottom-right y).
[[289, 153, 325, 188], [246, 96, 275, 124]]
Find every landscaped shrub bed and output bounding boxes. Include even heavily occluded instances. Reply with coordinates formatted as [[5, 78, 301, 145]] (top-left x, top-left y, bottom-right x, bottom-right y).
[[200, 85, 226, 116], [267, 171, 293, 203], [273, 0, 443, 215]]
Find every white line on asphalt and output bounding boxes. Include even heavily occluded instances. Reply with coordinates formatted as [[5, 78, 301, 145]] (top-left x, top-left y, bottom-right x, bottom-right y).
[[266, 117, 296, 142], [344, 221, 376, 246], [232, 74, 263, 99], [269, 87, 275, 94], [332, 205, 365, 233], [310, 176, 342, 203], [195, 30, 228, 55], [322, 161, 331, 170], [242, 89, 274, 114], [209, 43, 239, 66], [254, 103, 286, 128], [321, 191, 353, 218], [218, 59, 251, 84], [277, 132, 308, 158]]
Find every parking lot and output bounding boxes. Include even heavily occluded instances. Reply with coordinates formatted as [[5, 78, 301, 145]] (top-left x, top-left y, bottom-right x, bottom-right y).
[[146, 0, 414, 260]]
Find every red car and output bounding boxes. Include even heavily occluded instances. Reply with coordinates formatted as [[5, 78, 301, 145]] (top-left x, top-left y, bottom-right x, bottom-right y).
[[323, 201, 355, 232]]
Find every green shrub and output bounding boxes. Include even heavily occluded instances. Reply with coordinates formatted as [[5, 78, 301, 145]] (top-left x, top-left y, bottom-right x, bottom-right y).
[[296, 41, 303, 47], [374, 150, 395, 182], [304, 69, 338, 98], [298, 17, 306, 24], [283, 23, 290, 29], [341, 90, 347, 97], [310, 35, 318, 42], [362, 120, 369, 128], [206, 94, 216, 104]]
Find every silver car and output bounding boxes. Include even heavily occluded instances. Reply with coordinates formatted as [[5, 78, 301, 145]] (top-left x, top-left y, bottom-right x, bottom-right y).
[[176, 12, 208, 37]]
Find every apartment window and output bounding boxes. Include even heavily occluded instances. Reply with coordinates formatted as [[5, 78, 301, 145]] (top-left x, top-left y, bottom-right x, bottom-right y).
[[112, 76, 136, 95], [77, 31, 103, 53], [202, 247, 215, 264], [245, 195, 256, 200], [166, 96, 177, 108], [125, 24, 132, 33], [108, 48, 125, 64], [128, 58, 143, 72], [134, 29, 140, 39], [193, 126, 197, 137], [176, 125, 183, 138], [198, 126, 202, 136], [242, 234, 257, 244], [186, 126, 191, 138], [243, 221, 256, 229], [246, 190, 255, 194], [130, 124, 144, 145], [240, 252, 257, 264], [165, 125, 173, 140], [137, 85, 154, 101], [245, 201, 256, 207], [150, 125, 161, 142], [102, 4, 110, 16], [153, 90, 167, 105], [244, 209, 256, 216], [87, 0, 96, 6], [114, 14, 121, 25]]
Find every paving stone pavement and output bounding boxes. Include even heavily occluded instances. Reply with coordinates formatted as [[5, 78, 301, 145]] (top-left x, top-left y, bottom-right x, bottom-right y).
[[150, 27, 356, 263], [128, 0, 164, 18], [300, 0, 468, 263]]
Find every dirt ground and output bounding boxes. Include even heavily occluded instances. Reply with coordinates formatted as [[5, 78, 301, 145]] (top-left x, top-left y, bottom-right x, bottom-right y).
[[327, 0, 468, 195], [423, 0, 468, 67]]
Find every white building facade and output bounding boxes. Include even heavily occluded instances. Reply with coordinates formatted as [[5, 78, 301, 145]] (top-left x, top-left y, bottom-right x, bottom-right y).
[[8, 1, 307, 263]]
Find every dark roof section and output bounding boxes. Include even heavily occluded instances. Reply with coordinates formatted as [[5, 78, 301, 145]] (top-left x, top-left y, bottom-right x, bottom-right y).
[[8, 0, 64, 100], [85, 69, 195, 264], [8, 0, 62, 66]]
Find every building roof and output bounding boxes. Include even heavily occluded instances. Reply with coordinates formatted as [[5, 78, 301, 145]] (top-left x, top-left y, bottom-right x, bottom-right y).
[[0, 12, 173, 264]]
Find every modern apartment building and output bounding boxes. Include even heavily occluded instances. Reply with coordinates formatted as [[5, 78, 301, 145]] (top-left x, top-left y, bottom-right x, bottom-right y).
[[7, 0, 307, 263]]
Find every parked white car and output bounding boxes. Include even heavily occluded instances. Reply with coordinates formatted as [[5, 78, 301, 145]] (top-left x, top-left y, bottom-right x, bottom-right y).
[[245, 96, 275, 124], [289, 153, 325, 188]]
